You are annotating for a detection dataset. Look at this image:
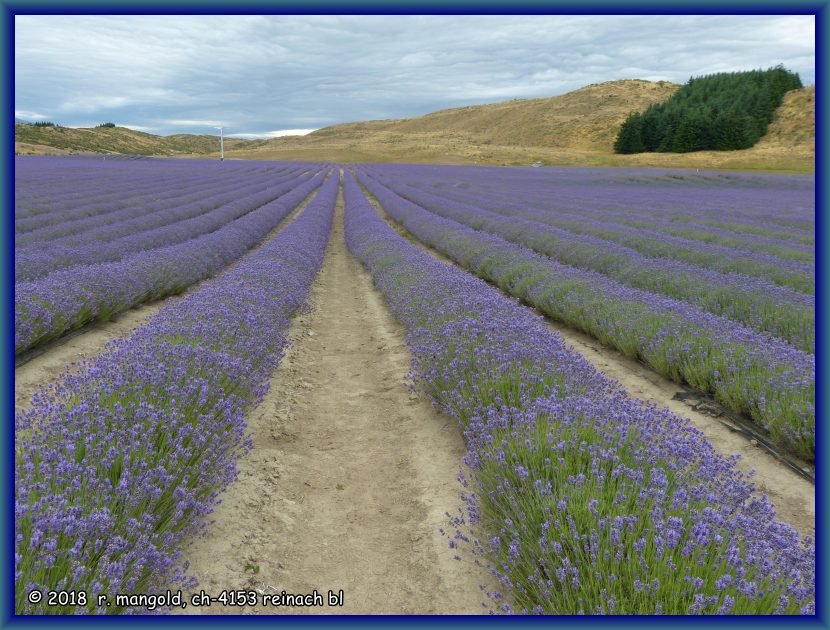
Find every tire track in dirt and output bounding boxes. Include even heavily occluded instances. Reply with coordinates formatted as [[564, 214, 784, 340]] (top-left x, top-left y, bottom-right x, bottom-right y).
[[15, 184, 325, 418], [177, 183, 491, 615], [363, 187, 814, 541]]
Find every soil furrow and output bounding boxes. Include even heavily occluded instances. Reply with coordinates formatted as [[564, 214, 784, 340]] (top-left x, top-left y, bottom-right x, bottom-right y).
[[178, 182, 490, 615]]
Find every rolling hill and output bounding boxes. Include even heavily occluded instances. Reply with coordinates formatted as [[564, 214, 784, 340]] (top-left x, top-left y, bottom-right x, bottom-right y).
[[308, 79, 679, 151], [15, 80, 814, 172], [228, 81, 814, 172], [14, 124, 268, 156]]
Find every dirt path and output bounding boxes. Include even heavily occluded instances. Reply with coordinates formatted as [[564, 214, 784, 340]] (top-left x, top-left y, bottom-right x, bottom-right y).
[[178, 186, 490, 615], [15, 186, 322, 418], [365, 191, 814, 541]]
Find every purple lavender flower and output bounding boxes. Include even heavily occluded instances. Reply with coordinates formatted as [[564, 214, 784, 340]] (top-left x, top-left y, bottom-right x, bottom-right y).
[[342, 169, 814, 615], [15, 168, 339, 614]]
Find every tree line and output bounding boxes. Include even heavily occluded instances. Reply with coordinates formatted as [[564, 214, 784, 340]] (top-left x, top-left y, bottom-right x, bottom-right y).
[[614, 66, 803, 153]]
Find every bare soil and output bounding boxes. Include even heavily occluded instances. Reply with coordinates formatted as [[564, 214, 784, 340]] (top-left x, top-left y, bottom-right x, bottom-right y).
[[177, 188, 491, 615], [368, 194, 814, 541]]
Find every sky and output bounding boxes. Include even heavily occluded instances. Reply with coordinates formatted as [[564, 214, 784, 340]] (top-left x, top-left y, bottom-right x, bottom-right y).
[[14, 15, 815, 138]]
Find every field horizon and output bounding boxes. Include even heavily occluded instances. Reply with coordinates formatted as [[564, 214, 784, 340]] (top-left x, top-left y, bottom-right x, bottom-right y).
[[15, 79, 815, 174]]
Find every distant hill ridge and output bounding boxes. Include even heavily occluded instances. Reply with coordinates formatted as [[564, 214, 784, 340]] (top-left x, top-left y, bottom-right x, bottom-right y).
[[309, 79, 680, 151], [14, 124, 269, 156], [15, 79, 814, 172]]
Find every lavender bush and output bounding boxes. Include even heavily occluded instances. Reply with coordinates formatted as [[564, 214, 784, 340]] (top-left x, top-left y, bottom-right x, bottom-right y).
[[342, 171, 814, 615], [15, 171, 339, 615], [15, 166, 303, 245], [15, 169, 315, 280], [366, 164, 814, 236], [15, 167, 328, 354], [415, 181, 813, 285], [389, 167, 814, 262], [15, 157, 305, 231], [363, 171, 813, 351], [356, 173, 814, 461]]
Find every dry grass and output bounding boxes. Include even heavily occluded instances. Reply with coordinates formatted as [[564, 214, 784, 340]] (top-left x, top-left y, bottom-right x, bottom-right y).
[[15, 141, 72, 156], [13, 125, 268, 156], [310, 79, 679, 151], [15, 81, 815, 173], [227, 82, 814, 173], [754, 86, 815, 149]]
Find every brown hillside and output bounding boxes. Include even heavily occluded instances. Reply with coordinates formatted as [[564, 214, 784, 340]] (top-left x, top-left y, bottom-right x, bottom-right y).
[[231, 82, 813, 172], [754, 85, 815, 149], [14, 81, 814, 173], [307, 79, 679, 152], [13, 124, 266, 156]]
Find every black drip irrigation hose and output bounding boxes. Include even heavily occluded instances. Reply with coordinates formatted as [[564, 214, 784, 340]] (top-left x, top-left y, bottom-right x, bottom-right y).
[[670, 387, 815, 485]]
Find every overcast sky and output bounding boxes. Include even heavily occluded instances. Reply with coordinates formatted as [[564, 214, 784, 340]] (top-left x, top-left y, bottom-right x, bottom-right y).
[[15, 15, 815, 138]]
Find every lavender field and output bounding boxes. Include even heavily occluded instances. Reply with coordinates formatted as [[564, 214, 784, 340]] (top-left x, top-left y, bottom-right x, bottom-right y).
[[14, 157, 815, 615], [15, 157, 329, 354], [356, 165, 815, 460]]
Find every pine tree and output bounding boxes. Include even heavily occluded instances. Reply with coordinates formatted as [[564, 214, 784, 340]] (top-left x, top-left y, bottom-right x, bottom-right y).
[[613, 66, 803, 154]]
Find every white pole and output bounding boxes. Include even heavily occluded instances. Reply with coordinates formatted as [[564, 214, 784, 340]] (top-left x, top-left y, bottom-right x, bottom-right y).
[[214, 126, 225, 161]]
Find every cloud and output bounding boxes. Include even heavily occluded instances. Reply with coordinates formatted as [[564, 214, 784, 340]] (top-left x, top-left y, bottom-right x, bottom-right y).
[[15, 15, 815, 136], [121, 124, 157, 133], [399, 52, 434, 67], [59, 95, 132, 113], [227, 129, 318, 139], [15, 109, 48, 120], [163, 119, 224, 127]]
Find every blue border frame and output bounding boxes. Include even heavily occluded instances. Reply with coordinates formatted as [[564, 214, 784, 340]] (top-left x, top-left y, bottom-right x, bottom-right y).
[[3, 1, 825, 628], [818, 2, 827, 629]]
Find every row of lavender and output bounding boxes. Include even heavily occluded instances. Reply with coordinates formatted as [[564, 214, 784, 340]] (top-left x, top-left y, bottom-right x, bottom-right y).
[[343, 171, 814, 614], [397, 166, 814, 237], [363, 166, 813, 352], [15, 158, 181, 221], [17, 171, 258, 245], [16, 169, 316, 281], [422, 184, 814, 261], [15, 171, 339, 614], [15, 163, 304, 246], [356, 172, 814, 461], [399, 174, 815, 283], [15, 157, 297, 229], [402, 167, 814, 255], [15, 163, 328, 355]]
